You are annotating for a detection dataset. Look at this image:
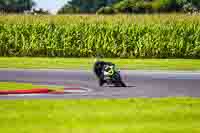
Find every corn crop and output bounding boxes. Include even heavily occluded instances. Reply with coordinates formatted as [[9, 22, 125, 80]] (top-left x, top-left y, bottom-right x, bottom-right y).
[[0, 14, 199, 58]]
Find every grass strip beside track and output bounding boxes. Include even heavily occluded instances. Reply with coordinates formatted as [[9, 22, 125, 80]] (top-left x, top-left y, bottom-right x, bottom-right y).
[[1, 57, 200, 71], [0, 82, 62, 90], [0, 97, 199, 133]]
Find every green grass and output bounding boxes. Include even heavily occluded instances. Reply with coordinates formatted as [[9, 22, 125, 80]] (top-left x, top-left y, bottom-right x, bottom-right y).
[[1, 57, 200, 71], [0, 97, 200, 133], [0, 82, 63, 90]]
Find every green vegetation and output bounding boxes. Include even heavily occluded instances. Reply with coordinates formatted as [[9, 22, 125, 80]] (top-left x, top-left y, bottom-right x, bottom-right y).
[[109, 0, 200, 14], [1, 58, 200, 71], [0, 82, 63, 90], [57, 0, 119, 14], [58, 0, 200, 14], [0, 0, 199, 15], [0, 97, 199, 132], [0, 14, 199, 58], [0, 0, 35, 13]]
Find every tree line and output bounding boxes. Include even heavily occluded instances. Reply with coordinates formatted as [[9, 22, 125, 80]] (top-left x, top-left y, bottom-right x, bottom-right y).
[[57, 0, 200, 14], [0, 0, 35, 13], [0, 0, 199, 14], [0, 0, 49, 14]]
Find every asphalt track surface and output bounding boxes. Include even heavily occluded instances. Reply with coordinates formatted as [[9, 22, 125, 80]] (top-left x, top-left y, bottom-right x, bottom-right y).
[[0, 69, 200, 99]]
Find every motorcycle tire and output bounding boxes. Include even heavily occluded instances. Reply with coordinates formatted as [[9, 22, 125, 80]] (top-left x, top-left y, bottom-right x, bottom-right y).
[[112, 73, 127, 87], [119, 81, 127, 87]]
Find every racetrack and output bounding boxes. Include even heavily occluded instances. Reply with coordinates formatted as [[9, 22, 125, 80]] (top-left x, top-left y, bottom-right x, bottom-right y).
[[0, 69, 200, 99]]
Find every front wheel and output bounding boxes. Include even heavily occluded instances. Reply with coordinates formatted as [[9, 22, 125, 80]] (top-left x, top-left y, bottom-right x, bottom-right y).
[[119, 81, 126, 87], [113, 73, 126, 87], [113, 80, 126, 87]]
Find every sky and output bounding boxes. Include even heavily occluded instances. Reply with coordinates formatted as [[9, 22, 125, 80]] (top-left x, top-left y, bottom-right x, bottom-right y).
[[34, 0, 69, 14]]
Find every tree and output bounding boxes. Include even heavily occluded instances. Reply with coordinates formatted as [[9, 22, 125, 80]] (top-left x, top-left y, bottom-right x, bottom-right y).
[[57, 0, 121, 14], [112, 0, 200, 13], [57, 0, 200, 14], [96, 6, 117, 14], [113, 0, 154, 13], [57, 5, 80, 14], [0, 0, 35, 13], [190, 0, 200, 9]]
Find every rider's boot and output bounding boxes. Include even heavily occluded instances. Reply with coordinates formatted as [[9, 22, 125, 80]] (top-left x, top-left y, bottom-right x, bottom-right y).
[[99, 79, 105, 86]]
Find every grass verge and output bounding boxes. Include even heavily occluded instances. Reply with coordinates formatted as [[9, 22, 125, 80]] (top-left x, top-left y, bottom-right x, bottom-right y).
[[0, 82, 63, 90], [1, 57, 200, 70], [0, 97, 199, 133]]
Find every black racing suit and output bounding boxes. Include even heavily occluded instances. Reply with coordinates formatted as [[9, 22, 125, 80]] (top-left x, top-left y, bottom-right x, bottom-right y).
[[93, 61, 115, 79]]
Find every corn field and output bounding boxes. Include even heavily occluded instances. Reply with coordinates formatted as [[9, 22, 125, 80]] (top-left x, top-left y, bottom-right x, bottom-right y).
[[0, 14, 200, 58]]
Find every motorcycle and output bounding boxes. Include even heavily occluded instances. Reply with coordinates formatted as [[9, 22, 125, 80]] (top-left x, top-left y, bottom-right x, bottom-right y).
[[101, 70, 127, 87], [94, 61, 126, 87]]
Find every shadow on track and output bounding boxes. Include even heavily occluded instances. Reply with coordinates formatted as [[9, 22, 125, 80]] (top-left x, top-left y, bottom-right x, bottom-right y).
[[104, 85, 136, 88]]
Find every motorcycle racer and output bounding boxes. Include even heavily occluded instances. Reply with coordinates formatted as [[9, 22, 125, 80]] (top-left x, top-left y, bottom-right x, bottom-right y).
[[93, 59, 126, 87]]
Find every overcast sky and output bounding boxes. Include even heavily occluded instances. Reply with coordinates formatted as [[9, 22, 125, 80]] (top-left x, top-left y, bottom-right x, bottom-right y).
[[34, 0, 69, 14]]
